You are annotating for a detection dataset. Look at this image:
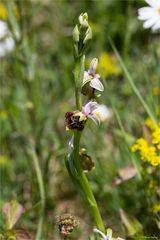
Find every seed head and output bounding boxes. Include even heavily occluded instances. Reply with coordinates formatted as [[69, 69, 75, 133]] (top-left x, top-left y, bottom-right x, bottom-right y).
[[57, 213, 80, 237]]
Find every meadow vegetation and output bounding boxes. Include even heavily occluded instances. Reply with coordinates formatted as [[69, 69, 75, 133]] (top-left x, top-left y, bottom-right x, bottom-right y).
[[0, 0, 160, 239]]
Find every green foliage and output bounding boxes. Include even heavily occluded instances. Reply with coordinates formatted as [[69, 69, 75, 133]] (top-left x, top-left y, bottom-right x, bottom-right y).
[[0, 0, 160, 239]]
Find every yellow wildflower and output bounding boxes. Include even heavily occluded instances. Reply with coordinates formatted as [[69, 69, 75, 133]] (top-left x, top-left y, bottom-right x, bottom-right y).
[[152, 128, 160, 150], [145, 118, 160, 149], [0, 2, 19, 20], [152, 87, 160, 96], [98, 52, 121, 77], [156, 107, 160, 116], [145, 118, 158, 131], [152, 204, 160, 214], [0, 2, 7, 19], [0, 155, 9, 167], [0, 110, 8, 120], [132, 137, 160, 167], [148, 180, 155, 189], [150, 155, 160, 166]]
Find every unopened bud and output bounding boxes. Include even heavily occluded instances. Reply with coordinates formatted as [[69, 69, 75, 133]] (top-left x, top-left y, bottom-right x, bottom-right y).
[[78, 13, 88, 29], [72, 12, 92, 58], [72, 25, 79, 43], [83, 26, 92, 45]]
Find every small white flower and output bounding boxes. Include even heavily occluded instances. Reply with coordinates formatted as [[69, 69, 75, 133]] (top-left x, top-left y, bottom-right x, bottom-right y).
[[82, 101, 111, 124], [93, 228, 125, 240], [0, 20, 8, 37], [0, 20, 15, 58], [83, 58, 104, 92], [138, 0, 160, 31]]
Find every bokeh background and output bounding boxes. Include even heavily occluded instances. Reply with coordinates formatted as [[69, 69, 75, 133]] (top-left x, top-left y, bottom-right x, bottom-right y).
[[0, 0, 160, 239]]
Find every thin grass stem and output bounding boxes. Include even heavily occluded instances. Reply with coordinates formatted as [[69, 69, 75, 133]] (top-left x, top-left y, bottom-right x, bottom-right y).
[[112, 106, 142, 180], [108, 37, 157, 124], [27, 147, 45, 240]]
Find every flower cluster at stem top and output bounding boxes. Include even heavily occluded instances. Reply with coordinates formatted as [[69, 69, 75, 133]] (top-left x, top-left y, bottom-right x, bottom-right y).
[[131, 118, 160, 167]]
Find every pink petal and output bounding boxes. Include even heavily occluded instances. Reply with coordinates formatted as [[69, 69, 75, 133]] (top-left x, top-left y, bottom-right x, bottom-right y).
[[82, 101, 97, 116], [90, 78, 104, 91], [88, 58, 98, 75]]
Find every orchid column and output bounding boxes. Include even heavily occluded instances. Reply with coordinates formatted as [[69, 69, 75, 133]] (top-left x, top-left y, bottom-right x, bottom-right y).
[[65, 13, 110, 233]]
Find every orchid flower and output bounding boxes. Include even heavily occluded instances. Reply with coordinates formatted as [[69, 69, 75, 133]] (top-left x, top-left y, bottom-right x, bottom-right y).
[[83, 58, 104, 92], [82, 101, 111, 124], [93, 228, 125, 240]]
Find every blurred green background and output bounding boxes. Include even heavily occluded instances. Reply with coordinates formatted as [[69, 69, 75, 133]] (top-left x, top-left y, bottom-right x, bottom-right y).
[[0, 0, 160, 239]]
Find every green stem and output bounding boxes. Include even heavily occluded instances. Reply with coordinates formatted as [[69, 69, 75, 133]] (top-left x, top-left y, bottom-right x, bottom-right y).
[[74, 55, 85, 110], [28, 147, 45, 240], [72, 55, 105, 232], [73, 131, 105, 233], [6, 0, 20, 42]]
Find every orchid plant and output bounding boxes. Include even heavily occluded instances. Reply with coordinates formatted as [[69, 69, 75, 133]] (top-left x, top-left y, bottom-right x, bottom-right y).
[[65, 13, 124, 239], [65, 12, 109, 235]]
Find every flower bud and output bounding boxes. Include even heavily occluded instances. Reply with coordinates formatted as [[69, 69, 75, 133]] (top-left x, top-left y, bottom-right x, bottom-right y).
[[72, 25, 79, 43], [78, 13, 89, 29], [83, 26, 92, 45], [72, 12, 92, 58], [80, 148, 94, 173]]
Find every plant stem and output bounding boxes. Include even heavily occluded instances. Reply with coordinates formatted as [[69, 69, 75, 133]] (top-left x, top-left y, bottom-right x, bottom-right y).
[[73, 131, 105, 233], [74, 55, 85, 110], [73, 55, 105, 233], [6, 0, 20, 42], [28, 147, 45, 240]]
